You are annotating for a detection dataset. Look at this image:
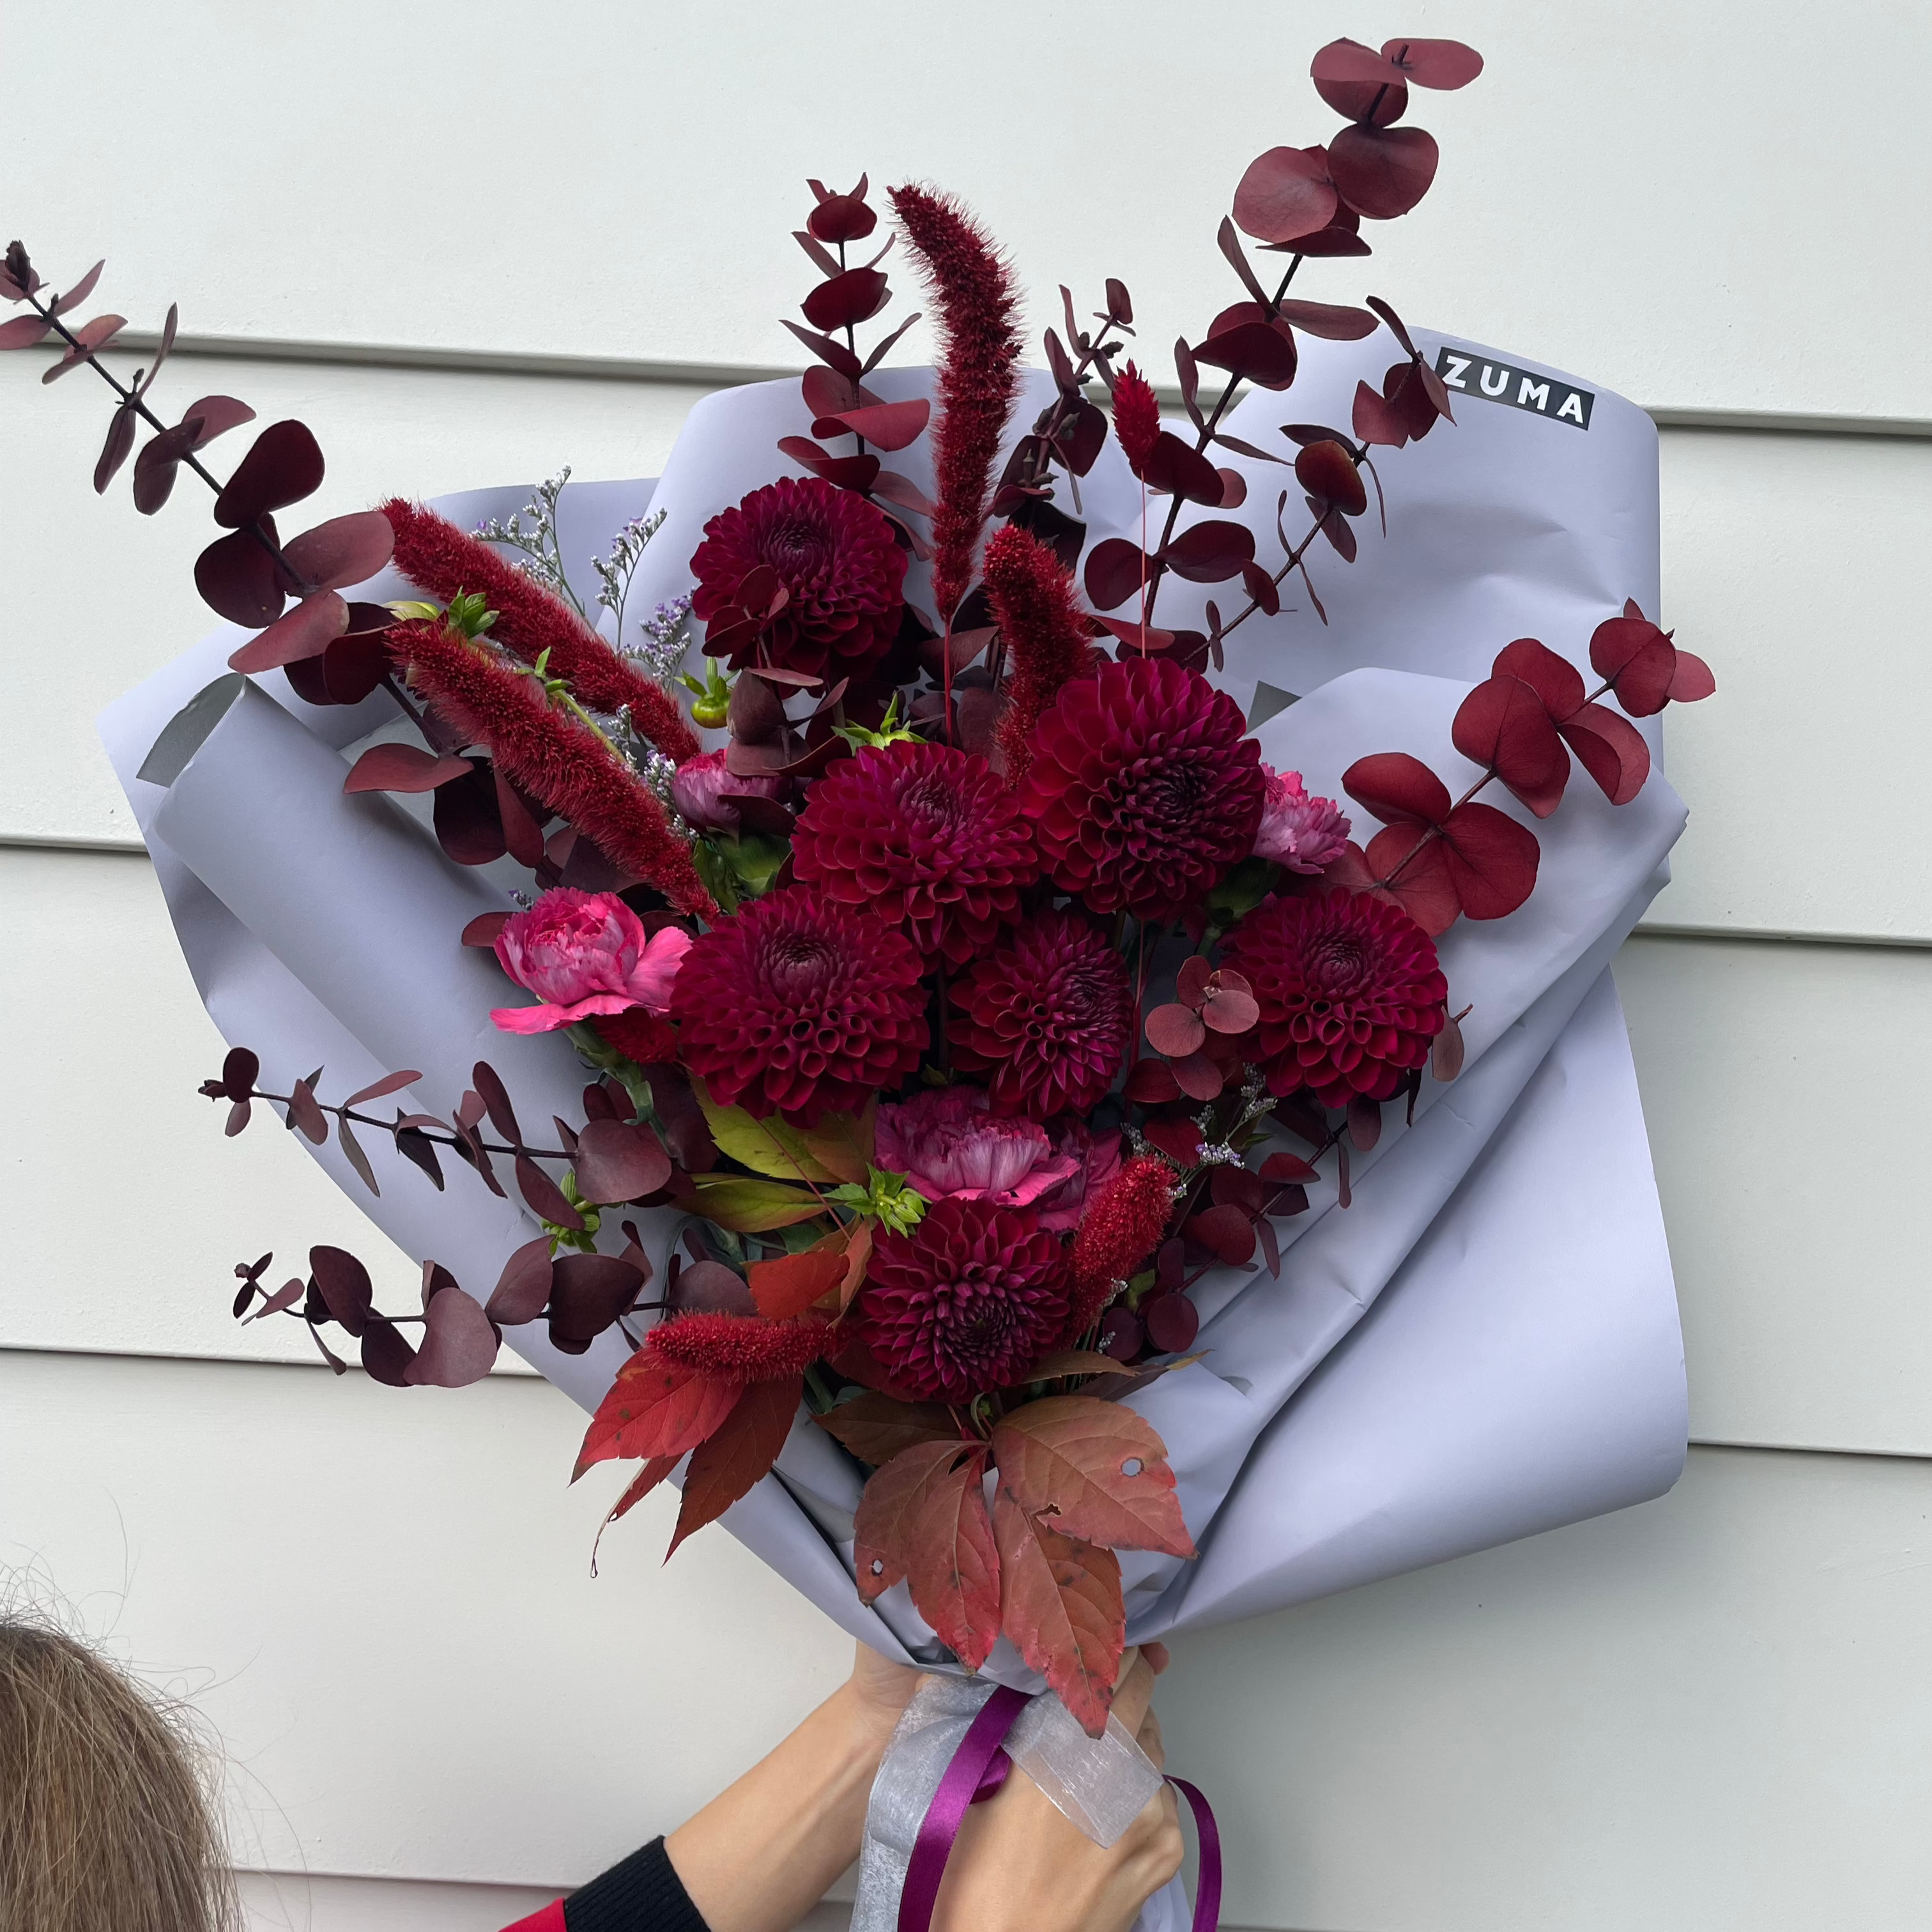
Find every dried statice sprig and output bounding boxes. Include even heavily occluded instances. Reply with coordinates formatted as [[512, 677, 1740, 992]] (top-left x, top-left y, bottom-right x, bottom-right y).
[[625, 594, 694, 687], [594, 507, 666, 636], [475, 469, 584, 617]]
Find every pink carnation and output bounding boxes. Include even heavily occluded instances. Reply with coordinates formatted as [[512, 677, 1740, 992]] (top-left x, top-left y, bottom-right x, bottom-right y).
[[670, 749, 784, 834], [491, 888, 692, 1035], [1029, 1121, 1123, 1233], [877, 1087, 1079, 1221], [1255, 765, 1351, 874]]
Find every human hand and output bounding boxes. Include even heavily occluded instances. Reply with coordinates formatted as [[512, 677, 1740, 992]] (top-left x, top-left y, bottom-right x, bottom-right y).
[[838, 1639, 924, 1754], [931, 1644, 1184, 1932]]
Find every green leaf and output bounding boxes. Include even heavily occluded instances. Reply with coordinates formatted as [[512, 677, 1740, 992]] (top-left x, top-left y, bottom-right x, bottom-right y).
[[686, 1175, 831, 1232], [693, 1082, 837, 1183]]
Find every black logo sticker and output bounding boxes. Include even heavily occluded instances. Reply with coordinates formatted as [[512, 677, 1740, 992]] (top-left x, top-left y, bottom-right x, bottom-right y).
[[1434, 349, 1593, 431]]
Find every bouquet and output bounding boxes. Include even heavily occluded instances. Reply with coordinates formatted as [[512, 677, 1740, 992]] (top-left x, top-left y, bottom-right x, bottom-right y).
[[11, 27, 1713, 1926]]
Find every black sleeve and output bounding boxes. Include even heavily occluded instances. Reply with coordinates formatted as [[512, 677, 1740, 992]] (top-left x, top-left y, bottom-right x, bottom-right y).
[[562, 1836, 711, 1932]]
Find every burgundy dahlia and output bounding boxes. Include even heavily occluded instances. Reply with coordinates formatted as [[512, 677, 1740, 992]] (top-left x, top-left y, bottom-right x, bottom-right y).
[[689, 476, 908, 679], [951, 911, 1133, 1120], [669, 887, 928, 1124], [1222, 888, 1448, 1107], [791, 742, 1038, 965], [850, 1197, 1071, 1401], [1019, 657, 1265, 921]]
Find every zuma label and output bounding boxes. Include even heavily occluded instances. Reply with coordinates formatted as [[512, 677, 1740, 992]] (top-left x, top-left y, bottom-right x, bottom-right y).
[[1434, 349, 1593, 431]]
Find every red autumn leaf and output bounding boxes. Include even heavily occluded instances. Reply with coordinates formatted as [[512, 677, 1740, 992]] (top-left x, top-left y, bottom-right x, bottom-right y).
[[811, 397, 930, 452], [814, 1393, 958, 1467], [1144, 1002, 1206, 1058], [1452, 674, 1569, 818], [1294, 440, 1368, 515], [574, 1119, 673, 1204], [1186, 1202, 1257, 1266], [1232, 145, 1339, 244], [1560, 703, 1651, 806], [1139, 432, 1226, 507], [993, 1492, 1124, 1738], [1491, 637, 1584, 721], [1588, 614, 1677, 717], [906, 1443, 1004, 1671], [1162, 519, 1256, 583], [574, 1353, 739, 1475], [404, 1285, 499, 1386], [1667, 650, 1717, 703], [1362, 824, 1463, 935], [1344, 751, 1450, 827], [1330, 124, 1441, 220], [227, 592, 349, 672], [1084, 537, 1158, 611], [747, 1248, 848, 1320], [668, 1376, 802, 1558], [990, 1396, 1194, 1557], [1438, 801, 1540, 920], [854, 1439, 987, 1602], [343, 742, 473, 795]]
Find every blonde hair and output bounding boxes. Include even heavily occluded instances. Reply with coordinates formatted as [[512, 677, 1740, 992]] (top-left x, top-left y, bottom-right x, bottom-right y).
[[0, 1618, 240, 1932]]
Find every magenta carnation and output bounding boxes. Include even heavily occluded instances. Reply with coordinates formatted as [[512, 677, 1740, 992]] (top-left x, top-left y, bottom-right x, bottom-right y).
[[689, 476, 908, 679], [950, 911, 1133, 1120], [849, 1197, 1071, 1400], [1255, 765, 1351, 874], [670, 749, 785, 834], [669, 887, 928, 1125], [790, 742, 1038, 965], [1222, 888, 1448, 1107], [491, 888, 692, 1035], [877, 1085, 1079, 1222], [1019, 656, 1265, 920]]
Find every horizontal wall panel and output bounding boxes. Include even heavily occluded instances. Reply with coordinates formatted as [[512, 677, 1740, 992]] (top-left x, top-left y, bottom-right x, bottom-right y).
[[0, 353, 708, 847], [4, 1347, 1926, 1926], [1160, 1443, 1932, 1932], [1616, 933, 1932, 1456], [6, 1, 1925, 420], [1644, 427, 1932, 940], [0, 1349, 856, 1889]]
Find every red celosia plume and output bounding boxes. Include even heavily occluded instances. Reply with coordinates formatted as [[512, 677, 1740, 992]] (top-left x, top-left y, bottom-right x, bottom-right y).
[[381, 498, 700, 763], [648, 1312, 827, 1383], [389, 617, 717, 919], [981, 523, 1099, 786], [1110, 362, 1162, 475], [887, 184, 1023, 621], [1067, 1155, 1178, 1331]]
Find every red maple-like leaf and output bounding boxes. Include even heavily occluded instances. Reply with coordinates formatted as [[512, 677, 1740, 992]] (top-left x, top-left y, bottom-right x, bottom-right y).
[[667, 1376, 804, 1558], [990, 1397, 1195, 1558], [993, 1489, 1124, 1736]]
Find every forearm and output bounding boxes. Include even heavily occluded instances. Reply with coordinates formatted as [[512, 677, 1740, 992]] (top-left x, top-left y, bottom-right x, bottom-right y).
[[664, 1683, 892, 1932]]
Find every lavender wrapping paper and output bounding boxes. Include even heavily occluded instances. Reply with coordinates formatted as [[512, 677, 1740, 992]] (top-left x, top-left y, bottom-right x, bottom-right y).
[[100, 328, 1689, 1925]]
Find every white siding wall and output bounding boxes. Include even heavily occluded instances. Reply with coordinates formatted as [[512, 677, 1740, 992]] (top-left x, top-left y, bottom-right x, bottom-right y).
[[4, 6, 1927, 1928]]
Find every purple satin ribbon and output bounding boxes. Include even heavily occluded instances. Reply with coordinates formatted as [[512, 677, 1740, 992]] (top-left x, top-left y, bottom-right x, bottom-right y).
[[894, 1689, 1223, 1932]]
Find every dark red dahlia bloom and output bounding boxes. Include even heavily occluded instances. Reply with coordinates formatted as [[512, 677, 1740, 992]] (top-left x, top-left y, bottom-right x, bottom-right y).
[[689, 476, 908, 678], [850, 1197, 1071, 1401], [669, 887, 928, 1124], [1222, 888, 1448, 1107], [791, 742, 1038, 966], [951, 911, 1133, 1120], [1019, 657, 1265, 921]]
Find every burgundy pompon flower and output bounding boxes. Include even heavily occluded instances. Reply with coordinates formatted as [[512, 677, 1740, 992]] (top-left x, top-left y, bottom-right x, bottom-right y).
[[1020, 657, 1265, 921], [689, 477, 907, 679], [1222, 887, 1448, 1107], [669, 887, 928, 1124], [849, 1197, 1071, 1401], [790, 741, 1038, 965], [951, 911, 1133, 1120]]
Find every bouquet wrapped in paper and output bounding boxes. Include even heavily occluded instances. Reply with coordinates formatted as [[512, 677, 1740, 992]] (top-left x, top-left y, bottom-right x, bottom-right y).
[[12, 29, 1713, 1930]]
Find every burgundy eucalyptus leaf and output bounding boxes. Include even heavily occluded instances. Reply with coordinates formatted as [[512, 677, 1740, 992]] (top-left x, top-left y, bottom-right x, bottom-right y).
[[1170, 1051, 1225, 1103], [779, 320, 864, 381], [486, 1237, 556, 1325], [342, 742, 473, 795], [574, 1119, 673, 1205], [224, 1099, 252, 1137], [495, 767, 549, 868], [337, 1116, 380, 1195], [178, 395, 256, 447], [801, 266, 890, 333], [1143, 1292, 1200, 1354], [1186, 1204, 1256, 1266], [1438, 801, 1540, 920], [1559, 703, 1650, 806], [1430, 1006, 1467, 1081], [285, 628, 392, 708], [1342, 751, 1451, 827], [280, 510, 396, 593], [1278, 299, 1379, 341], [1144, 1003, 1207, 1059], [1294, 440, 1368, 515], [0, 314, 53, 349], [1083, 537, 1157, 612], [360, 1312, 417, 1387], [1192, 321, 1297, 390], [226, 592, 348, 673], [547, 1252, 645, 1347], [1160, 519, 1256, 583], [1588, 613, 1678, 717], [811, 398, 930, 452], [394, 1124, 445, 1190], [220, 1046, 260, 1101], [1231, 146, 1339, 245], [806, 176, 877, 243], [1139, 433, 1226, 507], [134, 305, 180, 397], [516, 1153, 579, 1229], [43, 314, 126, 382], [343, 1069, 422, 1108], [1330, 124, 1441, 220], [194, 522, 285, 628], [212, 419, 325, 528], [286, 1078, 329, 1146], [801, 363, 864, 418], [243, 1278, 306, 1323], [309, 1245, 373, 1335], [93, 405, 139, 493], [433, 764, 509, 867], [405, 1286, 499, 1386], [1311, 39, 1411, 124], [51, 260, 105, 316], [1386, 38, 1484, 88], [776, 435, 882, 494], [130, 420, 206, 516], [473, 1061, 522, 1145], [1347, 1092, 1383, 1151]]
